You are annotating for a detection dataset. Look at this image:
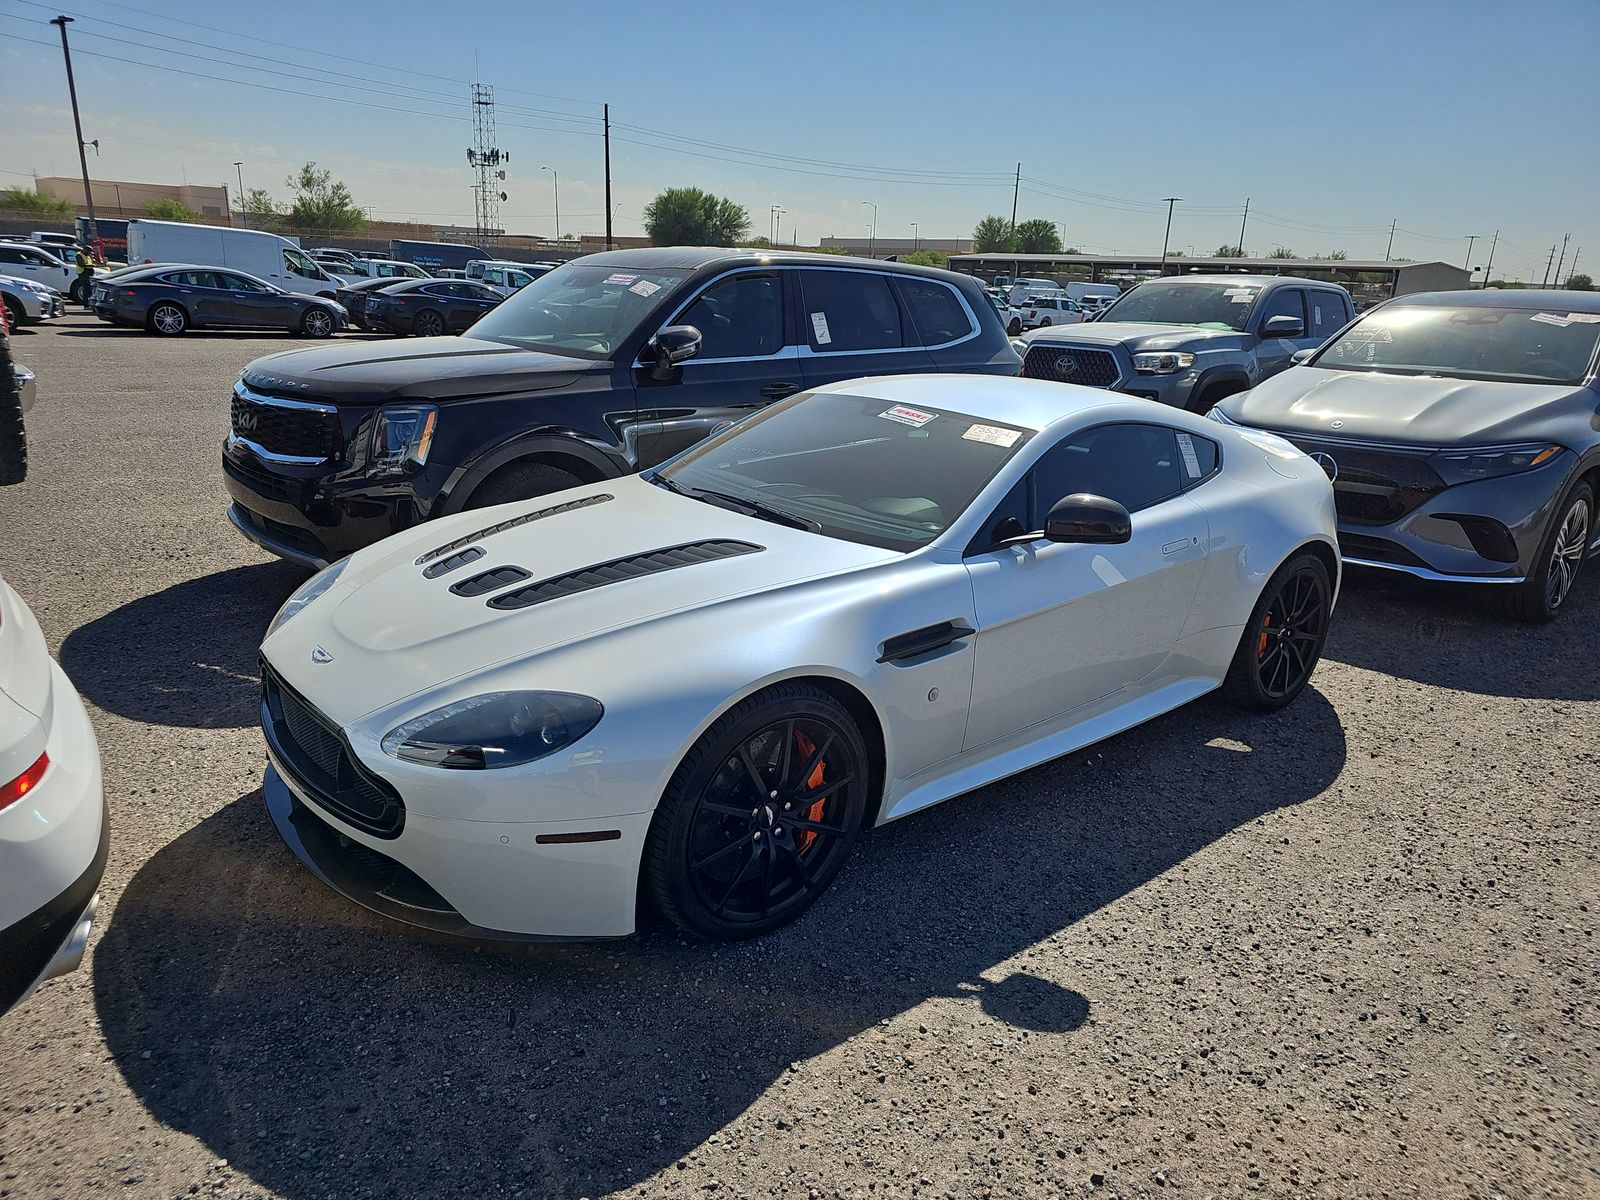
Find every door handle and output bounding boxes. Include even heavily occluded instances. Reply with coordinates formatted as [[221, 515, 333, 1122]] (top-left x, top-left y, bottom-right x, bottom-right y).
[[1162, 537, 1197, 555], [759, 382, 800, 400]]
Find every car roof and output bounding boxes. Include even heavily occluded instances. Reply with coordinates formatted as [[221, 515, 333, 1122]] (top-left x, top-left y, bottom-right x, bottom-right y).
[[577, 246, 977, 281], [811, 374, 1163, 434], [1140, 273, 1331, 289], [1387, 288, 1600, 313]]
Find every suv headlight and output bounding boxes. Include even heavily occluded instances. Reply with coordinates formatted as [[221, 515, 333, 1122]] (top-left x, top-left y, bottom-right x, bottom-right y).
[[265, 557, 347, 637], [370, 404, 437, 471], [1431, 444, 1562, 485], [1131, 351, 1196, 374], [381, 691, 604, 769]]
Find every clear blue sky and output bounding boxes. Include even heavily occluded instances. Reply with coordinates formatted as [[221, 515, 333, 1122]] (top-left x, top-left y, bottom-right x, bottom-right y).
[[3, 0, 1597, 280]]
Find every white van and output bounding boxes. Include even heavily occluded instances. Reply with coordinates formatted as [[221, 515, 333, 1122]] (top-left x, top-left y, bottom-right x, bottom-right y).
[[125, 220, 346, 298]]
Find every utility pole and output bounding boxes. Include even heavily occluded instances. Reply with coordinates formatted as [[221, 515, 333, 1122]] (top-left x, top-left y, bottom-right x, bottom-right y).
[[541, 166, 560, 241], [1481, 230, 1498, 287], [862, 201, 876, 258], [1159, 198, 1181, 271], [770, 205, 783, 244], [1542, 244, 1556, 287], [603, 103, 613, 250], [1566, 247, 1581, 287], [911, 222, 919, 251], [1464, 235, 1478, 272], [1237, 197, 1250, 255], [50, 15, 98, 247], [1384, 219, 1397, 261], [1009, 163, 1020, 240], [1553, 233, 1570, 285]]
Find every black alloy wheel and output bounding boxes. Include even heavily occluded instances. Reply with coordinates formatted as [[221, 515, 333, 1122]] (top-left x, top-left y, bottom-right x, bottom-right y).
[[1223, 551, 1332, 711], [413, 308, 446, 337], [645, 683, 869, 939]]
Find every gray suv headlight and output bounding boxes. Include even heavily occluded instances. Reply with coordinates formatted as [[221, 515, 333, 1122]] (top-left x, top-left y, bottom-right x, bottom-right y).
[[371, 404, 437, 471], [1431, 444, 1561, 485]]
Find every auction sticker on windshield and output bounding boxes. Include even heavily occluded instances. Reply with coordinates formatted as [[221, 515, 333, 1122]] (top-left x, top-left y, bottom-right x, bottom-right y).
[[628, 279, 660, 297], [963, 423, 1021, 447], [880, 404, 936, 428], [604, 273, 638, 285]]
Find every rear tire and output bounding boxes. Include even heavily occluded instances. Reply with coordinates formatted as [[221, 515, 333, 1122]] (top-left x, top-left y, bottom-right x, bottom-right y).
[[1007, 317, 1022, 336], [0, 326, 25, 486], [69, 277, 91, 304], [1502, 480, 1593, 624], [147, 302, 188, 336], [1, 296, 21, 330], [299, 307, 334, 339], [1040, 316, 1053, 327], [1222, 551, 1332, 711], [465, 461, 585, 509], [413, 308, 446, 337]]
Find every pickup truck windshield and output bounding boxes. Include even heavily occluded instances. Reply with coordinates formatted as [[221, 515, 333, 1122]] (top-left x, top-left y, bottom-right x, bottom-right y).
[[1099, 281, 1261, 331], [469, 262, 690, 359]]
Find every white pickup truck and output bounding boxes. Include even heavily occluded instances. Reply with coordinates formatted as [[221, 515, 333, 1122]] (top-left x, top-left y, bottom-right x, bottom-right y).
[[1008, 292, 1084, 332]]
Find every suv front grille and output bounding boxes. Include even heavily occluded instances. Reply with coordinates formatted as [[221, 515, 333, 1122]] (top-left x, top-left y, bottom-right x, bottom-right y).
[[262, 666, 404, 839], [231, 390, 339, 461], [1022, 344, 1121, 388], [1280, 435, 1446, 526]]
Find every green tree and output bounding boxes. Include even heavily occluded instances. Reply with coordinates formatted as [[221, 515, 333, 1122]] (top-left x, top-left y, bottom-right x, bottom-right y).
[[739, 236, 773, 249], [0, 187, 74, 217], [1213, 244, 1246, 258], [808, 245, 850, 255], [972, 215, 1015, 253], [1566, 273, 1594, 290], [899, 249, 948, 269], [1013, 219, 1062, 255], [1269, 246, 1299, 259], [285, 162, 367, 232], [238, 187, 284, 228], [1325, 249, 1349, 260], [642, 187, 750, 246], [143, 198, 201, 222]]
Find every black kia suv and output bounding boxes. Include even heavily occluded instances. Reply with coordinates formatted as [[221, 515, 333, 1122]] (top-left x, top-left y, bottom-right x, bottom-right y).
[[223, 248, 1020, 566]]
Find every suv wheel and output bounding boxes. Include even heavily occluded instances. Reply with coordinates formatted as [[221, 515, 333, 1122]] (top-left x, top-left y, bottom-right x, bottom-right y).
[[1504, 480, 1594, 623], [466, 461, 586, 509]]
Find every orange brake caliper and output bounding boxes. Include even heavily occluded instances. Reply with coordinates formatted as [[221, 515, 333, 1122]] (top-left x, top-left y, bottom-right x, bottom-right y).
[[792, 729, 827, 853], [1258, 613, 1271, 657]]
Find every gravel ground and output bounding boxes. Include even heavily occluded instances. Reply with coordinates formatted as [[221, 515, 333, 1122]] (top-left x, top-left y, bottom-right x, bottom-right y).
[[0, 311, 1595, 1200]]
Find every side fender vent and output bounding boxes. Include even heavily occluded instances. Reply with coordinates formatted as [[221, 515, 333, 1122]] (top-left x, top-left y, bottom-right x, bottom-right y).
[[487, 540, 763, 611], [449, 565, 533, 597]]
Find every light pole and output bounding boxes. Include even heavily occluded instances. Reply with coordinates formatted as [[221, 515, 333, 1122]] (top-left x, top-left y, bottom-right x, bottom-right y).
[[1464, 235, 1478, 271], [50, 15, 98, 247], [233, 161, 245, 222], [911, 222, 919, 251], [1159, 198, 1182, 272], [541, 166, 560, 241], [862, 201, 876, 258]]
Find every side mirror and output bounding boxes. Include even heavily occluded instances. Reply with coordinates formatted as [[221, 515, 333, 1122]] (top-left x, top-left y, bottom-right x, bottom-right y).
[[1290, 347, 1317, 366], [1262, 314, 1305, 339], [1044, 493, 1131, 544], [648, 325, 702, 380]]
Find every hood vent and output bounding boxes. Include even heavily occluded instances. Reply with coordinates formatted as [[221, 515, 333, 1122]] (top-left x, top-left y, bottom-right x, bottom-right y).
[[449, 565, 533, 597], [415, 492, 613, 568], [421, 545, 485, 579], [487, 540, 762, 611]]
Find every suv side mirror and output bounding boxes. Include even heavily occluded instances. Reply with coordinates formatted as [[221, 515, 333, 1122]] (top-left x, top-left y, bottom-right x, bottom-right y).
[[1044, 494, 1131, 544], [648, 325, 702, 380], [1262, 314, 1305, 339]]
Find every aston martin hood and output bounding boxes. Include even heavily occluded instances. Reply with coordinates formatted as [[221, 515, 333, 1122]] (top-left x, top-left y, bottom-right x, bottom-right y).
[[1027, 322, 1247, 352], [241, 337, 604, 404], [264, 475, 896, 723], [1227, 367, 1585, 445]]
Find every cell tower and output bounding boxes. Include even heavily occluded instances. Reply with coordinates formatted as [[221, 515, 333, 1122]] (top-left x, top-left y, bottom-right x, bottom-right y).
[[466, 82, 507, 241]]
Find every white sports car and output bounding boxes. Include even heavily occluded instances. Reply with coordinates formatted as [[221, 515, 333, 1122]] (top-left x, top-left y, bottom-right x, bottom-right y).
[[259, 375, 1339, 941]]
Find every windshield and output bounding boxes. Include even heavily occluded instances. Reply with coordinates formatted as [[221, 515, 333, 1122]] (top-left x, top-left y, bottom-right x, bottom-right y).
[[656, 391, 1033, 552], [1311, 305, 1600, 385], [468, 262, 689, 358], [1099, 280, 1261, 331]]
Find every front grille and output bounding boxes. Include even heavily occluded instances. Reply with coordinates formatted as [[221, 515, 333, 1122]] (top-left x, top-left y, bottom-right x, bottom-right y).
[[488, 540, 763, 611], [1280, 436, 1447, 526], [1022, 343, 1121, 388], [223, 453, 303, 504], [231, 390, 338, 461], [263, 666, 404, 839]]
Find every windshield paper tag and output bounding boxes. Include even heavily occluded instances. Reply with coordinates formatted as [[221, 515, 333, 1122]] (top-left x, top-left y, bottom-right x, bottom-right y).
[[810, 311, 832, 345], [628, 279, 660, 297], [1175, 432, 1202, 478], [963, 423, 1021, 448], [1531, 312, 1573, 327], [880, 404, 936, 428], [604, 272, 638, 285], [1565, 312, 1600, 323]]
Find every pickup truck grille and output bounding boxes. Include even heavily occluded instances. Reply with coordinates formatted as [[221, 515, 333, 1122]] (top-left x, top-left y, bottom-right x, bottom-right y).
[[230, 388, 338, 461], [1022, 344, 1121, 388]]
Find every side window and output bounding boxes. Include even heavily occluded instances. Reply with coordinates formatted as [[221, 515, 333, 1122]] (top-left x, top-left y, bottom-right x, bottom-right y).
[[1030, 423, 1185, 515], [283, 248, 322, 279], [895, 277, 974, 346], [0, 247, 21, 264], [1259, 287, 1307, 330], [676, 272, 783, 359], [1306, 291, 1347, 339], [798, 270, 904, 352], [470, 283, 501, 300], [1175, 431, 1219, 484], [221, 273, 268, 292]]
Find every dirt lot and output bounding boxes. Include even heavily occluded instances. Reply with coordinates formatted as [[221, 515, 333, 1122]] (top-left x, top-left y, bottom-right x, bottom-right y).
[[0, 311, 1595, 1200]]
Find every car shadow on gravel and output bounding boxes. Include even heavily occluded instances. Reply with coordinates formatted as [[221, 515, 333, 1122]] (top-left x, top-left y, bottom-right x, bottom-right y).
[[59, 562, 306, 728], [93, 689, 1344, 1198], [1324, 565, 1600, 700]]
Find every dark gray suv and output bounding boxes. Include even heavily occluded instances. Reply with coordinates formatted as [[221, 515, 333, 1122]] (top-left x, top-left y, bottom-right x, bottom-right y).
[[1020, 274, 1353, 413], [1214, 289, 1600, 622]]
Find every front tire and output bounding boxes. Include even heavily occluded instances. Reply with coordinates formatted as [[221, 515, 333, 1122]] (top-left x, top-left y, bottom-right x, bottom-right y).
[[147, 302, 188, 336], [1007, 317, 1022, 336], [299, 307, 334, 339], [465, 461, 585, 509], [0, 327, 25, 486], [643, 682, 870, 939], [70, 277, 90, 304], [413, 308, 446, 337], [1504, 480, 1593, 623], [1222, 551, 1332, 711], [1, 296, 21, 330]]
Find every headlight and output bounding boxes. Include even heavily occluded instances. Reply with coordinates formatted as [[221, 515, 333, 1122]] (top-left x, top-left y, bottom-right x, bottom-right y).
[[370, 404, 437, 471], [1131, 351, 1196, 374], [1431, 444, 1562, 485], [381, 691, 603, 769], [265, 557, 347, 637], [14, 280, 48, 294]]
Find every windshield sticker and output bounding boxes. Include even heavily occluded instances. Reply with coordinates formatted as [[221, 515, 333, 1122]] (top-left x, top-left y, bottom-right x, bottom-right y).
[[1230, 292, 1254, 303], [1565, 312, 1600, 323], [1175, 433, 1202, 478], [880, 404, 936, 428], [1223, 288, 1256, 300], [810, 311, 832, 345], [963, 423, 1021, 448], [603, 272, 638, 285], [627, 279, 661, 298], [1531, 312, 1574, 327]]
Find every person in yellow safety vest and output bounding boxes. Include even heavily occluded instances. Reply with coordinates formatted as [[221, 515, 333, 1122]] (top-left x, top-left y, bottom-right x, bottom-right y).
[[73, 245, 97, 305]]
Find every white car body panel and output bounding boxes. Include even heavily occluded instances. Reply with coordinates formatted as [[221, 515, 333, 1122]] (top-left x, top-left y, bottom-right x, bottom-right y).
[[0, 275, 61, 324], [261, 376, 1338, 938], [0, 245, 73, 294]]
